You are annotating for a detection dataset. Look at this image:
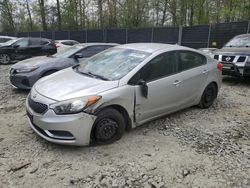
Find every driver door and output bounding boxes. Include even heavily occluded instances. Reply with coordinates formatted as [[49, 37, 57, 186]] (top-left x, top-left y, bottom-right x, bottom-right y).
[[13, 38, 30, 60], [130, 51, 184, 124]]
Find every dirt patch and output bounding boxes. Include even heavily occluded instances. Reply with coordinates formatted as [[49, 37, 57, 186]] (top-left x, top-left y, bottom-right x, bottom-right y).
[[0, 64, 249, 188]]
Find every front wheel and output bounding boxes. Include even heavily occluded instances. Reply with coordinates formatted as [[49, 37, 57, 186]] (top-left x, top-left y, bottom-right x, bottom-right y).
[[199, 83, 218, 108], [92, 108, 125, 145], [0, 54, 11, 64]]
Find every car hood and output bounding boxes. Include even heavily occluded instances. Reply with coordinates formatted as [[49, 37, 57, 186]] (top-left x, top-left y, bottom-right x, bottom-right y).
[[215, 47, 250, 56], [34, 68, 119, 101], [11, 56, 69, 69]]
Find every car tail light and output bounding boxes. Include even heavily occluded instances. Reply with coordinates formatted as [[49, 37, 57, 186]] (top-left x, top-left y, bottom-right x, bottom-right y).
[[217, 62, 223, 71]]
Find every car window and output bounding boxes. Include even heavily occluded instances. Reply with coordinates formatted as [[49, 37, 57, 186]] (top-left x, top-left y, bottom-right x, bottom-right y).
[[178, 51, 206, 71], [131, 52, 178, 83], [30, 38, 41, 46], [61, 41, 73, 45], [61, 41, 78, 46], [71, 41, 79, 45], [40, 39, 49, 45], [14, 39, 29, 47], [53, 45, 84, 58], [80, 46, 113, 58], [0, 38, 11, 43]]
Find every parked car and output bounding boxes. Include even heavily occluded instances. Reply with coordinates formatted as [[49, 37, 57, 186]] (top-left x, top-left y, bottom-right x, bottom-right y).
[[10, 43, 117, 89], [0, 36, 17, 45], [199, 48, 217, 57], [55, 40, 80, 52], [0, 37, 57, 64], [26, 43, 222, 146], [213, 34, 250, 77]]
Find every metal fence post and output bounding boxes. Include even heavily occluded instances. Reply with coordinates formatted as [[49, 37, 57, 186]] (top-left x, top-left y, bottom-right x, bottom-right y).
[[125, 28, 128, 44], [151, 27, 154, 42], [207, 24, 212, 48], [52, 31, 55, 40], [103, 29, 106, 42], [178, 25, 182, 45], [85, 29, 88, 42], [247, 20, 250, 33], [68, 30, 70, 39]]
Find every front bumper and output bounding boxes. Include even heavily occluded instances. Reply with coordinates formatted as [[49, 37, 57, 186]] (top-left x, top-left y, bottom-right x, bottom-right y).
[[222, 62, 250, 77], [10, 75, 32, 90], [25, 92, 97, 146]]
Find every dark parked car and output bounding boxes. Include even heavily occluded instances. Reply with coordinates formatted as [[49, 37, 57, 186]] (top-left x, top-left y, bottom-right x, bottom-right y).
[[213, 34, 250, 77], [0, 37, 57, 64], [10, 43, 117, 89]]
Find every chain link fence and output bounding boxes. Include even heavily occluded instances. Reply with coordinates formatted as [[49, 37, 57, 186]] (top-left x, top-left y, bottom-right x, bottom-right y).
[[2, 21, 250, 49]]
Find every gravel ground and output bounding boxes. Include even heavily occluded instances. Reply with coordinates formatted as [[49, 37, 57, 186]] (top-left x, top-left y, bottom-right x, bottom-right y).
[[0, 64, 249, 188]]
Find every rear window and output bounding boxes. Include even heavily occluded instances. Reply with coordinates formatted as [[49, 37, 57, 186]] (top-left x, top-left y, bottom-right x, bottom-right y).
[[178, 51, 206, 71]]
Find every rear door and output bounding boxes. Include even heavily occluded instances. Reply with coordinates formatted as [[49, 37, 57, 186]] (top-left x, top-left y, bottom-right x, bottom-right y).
[[29, 38, 44, 56], [176, 51, 208, 106], [130, 51, 185, 124]]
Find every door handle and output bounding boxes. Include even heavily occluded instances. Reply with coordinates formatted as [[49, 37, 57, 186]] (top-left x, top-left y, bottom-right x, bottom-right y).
[[173, 80, 182, 86], [202, 70, 208, 74]]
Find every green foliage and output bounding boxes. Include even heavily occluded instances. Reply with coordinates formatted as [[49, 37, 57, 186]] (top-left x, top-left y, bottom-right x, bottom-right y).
[[0, 0, 249, 32]]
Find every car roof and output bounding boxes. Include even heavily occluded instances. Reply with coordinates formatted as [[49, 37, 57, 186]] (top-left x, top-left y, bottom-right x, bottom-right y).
[[55, 40, 79, 42], [234, 34, 250, 38], [75, 43, 119, 47], [118, 43, 192, 53], [0, 36, 16, 39]]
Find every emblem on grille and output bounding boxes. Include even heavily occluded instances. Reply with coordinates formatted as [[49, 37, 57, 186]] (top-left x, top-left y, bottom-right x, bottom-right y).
[[33, 94, 37, 99], [225, 57, 231, 62]]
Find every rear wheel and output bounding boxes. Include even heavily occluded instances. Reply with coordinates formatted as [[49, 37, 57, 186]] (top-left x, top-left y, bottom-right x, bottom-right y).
[[92, 108, 125, 145], [199, 83, 218, 108], [0, 54, 11, 64]]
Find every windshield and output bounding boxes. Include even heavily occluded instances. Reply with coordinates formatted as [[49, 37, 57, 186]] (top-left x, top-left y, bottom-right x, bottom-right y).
[[76, 48, 151, 81], [225, 36, 250, 47], [2, 39, 18, 46], [53, 45, 84, 58]]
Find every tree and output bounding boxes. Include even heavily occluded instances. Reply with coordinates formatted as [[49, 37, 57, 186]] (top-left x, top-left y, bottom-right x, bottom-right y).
[[38, 0, 47, 30]]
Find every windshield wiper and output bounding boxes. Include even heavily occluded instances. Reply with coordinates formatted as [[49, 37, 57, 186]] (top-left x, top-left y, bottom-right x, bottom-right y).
[[87, 71, 110, 81], [74, 67, 109, 81]]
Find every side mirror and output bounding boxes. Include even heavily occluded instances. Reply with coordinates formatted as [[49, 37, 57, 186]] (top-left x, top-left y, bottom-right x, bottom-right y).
[[138, 79, 148, 98], [74, 53, 83, 59], [13, 44, 19, 48]]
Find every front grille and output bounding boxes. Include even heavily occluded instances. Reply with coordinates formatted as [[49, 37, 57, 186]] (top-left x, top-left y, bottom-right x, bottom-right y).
[[238, 56, 246, 62], [222, 56, 235, 62], [28, 95, 48, 114], [21, 79, 30, 87], [217, 55, 248, 63]]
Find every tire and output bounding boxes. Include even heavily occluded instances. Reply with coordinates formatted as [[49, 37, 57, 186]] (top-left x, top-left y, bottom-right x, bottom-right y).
[[41, 70, 57, 77], [199, 83, 218, 109], [92, 108, 125, 145], [0, 54, 11, 64]]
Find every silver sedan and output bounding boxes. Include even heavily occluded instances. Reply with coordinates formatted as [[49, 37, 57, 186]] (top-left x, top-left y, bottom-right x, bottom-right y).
[[26, 43, 222, 146]]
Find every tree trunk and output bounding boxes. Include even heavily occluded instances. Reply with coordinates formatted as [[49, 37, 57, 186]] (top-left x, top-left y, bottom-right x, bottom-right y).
[[56, 0, 61, 30], [97, 0, 103, 28], [39, 0, 47, 31], [25, 0, 33, 30]]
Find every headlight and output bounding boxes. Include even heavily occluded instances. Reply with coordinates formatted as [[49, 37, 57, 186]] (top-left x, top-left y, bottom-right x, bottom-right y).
[[50, 96, 101, 115], [16, 66, 39, 73]]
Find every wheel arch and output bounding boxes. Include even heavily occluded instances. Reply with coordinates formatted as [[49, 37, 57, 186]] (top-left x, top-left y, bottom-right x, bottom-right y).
[[40, 69, 58, 78], [94, 104, 132, 131]]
